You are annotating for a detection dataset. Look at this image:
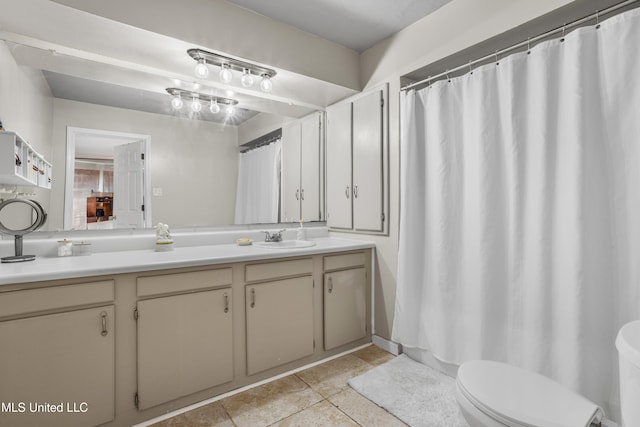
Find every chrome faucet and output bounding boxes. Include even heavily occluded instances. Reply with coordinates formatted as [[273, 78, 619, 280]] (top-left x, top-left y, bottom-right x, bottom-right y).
[[262, 229, 285, 242]]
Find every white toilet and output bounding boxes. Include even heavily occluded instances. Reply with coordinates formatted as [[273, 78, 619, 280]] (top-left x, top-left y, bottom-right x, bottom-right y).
[[455, 320, 640, 427]]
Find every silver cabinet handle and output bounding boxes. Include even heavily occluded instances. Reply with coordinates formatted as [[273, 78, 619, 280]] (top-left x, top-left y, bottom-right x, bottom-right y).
[[224, 292, 229, 313], [251, 288, 256, 308], [301, 188, 305, 200], [345, 186, 350, 199], [296, 189, 300, 200], [354, 184, 359, 199], [100, 311, 108, 336], [328, 276, 333, 293]]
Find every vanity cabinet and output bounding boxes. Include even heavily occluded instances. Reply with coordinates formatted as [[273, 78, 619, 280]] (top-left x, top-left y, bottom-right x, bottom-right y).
[[323, 253, 368, 350], [245, 258, 315, 375], [282, 112, 323, 222], [136, 269, 233, 410], [0, 131, 52, 188], [0, 281, 115, 427], [326, 84, 388, 234]]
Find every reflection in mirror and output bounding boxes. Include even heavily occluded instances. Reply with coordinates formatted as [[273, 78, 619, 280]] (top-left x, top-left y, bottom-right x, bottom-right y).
[[64, 127, 152, 231]]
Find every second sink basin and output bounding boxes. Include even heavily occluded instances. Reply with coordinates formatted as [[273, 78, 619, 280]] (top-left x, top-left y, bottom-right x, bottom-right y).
[[253, 240, 317, 249]]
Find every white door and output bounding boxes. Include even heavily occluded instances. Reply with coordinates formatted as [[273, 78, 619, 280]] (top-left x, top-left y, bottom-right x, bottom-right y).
[[281, 122, 301, 222], [113, 140, 145, 228], [300, 113, 321, 222], [326, 102, 353, 229], [353, 90, 384, 232]]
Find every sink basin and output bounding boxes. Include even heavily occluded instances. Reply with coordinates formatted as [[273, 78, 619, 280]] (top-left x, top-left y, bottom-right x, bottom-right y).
[[253, 240, 317, 249]]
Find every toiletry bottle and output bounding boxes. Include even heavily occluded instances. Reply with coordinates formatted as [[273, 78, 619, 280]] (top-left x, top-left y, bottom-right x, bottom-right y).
[[296, 219, 306, 240]]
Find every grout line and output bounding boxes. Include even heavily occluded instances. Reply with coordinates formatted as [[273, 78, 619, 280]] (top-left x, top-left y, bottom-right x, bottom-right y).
[[134, 343, 373, 427]]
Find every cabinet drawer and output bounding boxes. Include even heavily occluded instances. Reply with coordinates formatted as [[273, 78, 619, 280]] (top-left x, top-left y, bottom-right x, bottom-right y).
[[0, 280, 114, 319], [323, 252, 366, 272], [245, 258, 313, 283], [137, 268, 232, 297]]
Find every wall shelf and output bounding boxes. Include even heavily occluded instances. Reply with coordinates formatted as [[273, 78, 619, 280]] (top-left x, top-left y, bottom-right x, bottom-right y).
[[0, 131, 52, 188]]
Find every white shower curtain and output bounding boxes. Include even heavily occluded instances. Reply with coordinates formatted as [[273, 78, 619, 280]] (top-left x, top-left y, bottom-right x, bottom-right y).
[[234, 140, 281, 224], [395, 8, 640, 417]]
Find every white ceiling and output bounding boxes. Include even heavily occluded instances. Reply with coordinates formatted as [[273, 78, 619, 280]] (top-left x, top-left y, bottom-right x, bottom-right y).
[[226, 0, 452, 52], [1, 0, 452, 125]]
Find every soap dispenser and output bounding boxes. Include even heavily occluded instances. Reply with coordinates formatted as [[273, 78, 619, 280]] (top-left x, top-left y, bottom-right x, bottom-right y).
[[296, 219, 307, 241]]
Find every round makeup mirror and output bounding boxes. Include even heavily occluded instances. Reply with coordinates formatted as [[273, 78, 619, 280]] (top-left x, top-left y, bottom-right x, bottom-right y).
[[0, 198, 47, 263]]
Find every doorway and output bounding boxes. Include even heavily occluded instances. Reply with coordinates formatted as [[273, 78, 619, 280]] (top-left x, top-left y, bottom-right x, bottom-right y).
[[64, 127, 152, 230]]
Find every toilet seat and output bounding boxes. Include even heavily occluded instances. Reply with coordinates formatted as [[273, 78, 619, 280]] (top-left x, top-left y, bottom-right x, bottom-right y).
[[456, 360, 603, 427]]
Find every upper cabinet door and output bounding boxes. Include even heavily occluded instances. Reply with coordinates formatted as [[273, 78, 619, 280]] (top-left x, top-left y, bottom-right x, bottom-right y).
[[326, 102, 353, 229], [281, 122, 302, 222], [353, 89, 384, 232], [300, 113, 321, 222]]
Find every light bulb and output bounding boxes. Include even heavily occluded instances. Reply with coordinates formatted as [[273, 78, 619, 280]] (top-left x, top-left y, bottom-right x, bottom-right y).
[[219, 64, 233, 84], [209, 99, 220, 114], [194, 59, 209, 79], [241, 68, 254, 87], [260, 75, 273, 92], [226, 105, 236, 116], [191, 97, 202, 113], [171, 94, 183, 109]]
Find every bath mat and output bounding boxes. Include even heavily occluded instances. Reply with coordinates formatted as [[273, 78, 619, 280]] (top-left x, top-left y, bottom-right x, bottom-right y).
[[348, 354, 468, 427]]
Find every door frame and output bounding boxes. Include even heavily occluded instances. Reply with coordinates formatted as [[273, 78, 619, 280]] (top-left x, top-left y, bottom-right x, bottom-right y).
[[64, 126, 152, 230]]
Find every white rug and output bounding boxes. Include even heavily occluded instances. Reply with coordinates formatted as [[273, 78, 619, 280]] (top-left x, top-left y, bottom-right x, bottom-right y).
[[348, 354, 469, 427]]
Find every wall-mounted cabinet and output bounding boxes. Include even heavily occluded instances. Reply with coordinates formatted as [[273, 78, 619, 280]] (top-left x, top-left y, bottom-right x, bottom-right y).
[[326, 84, 388, 234], [282, 112, 323, 222], [0, 131, 52, 188]]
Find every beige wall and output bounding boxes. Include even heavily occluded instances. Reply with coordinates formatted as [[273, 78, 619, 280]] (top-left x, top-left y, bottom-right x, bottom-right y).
[[49, 100, 239, 229], [237, 113, 295, 146], [329, 0, 577, 341], [0, 41, 53, 229]]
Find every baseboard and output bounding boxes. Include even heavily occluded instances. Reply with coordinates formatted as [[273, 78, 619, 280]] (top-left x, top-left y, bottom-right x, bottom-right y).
[[372, 335, 402, 355]]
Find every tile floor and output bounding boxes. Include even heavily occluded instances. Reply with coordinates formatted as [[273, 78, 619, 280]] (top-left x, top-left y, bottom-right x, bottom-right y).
[[152, 345, 407, 427]]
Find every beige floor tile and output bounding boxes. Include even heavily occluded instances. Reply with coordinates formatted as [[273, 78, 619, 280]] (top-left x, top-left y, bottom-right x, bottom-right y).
[[271, 400, 358, 427], [295, 354, 372, 398], [329, 388, 407, 427], [350, 345, 395, 367], [150, 401, 234, 427], [221, 375, 323, 427]]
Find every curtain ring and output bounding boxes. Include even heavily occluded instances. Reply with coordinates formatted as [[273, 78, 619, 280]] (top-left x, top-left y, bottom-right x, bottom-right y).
[[446, 70, 451, 82], [495, 51, 500, 66], [561, 24, 566, 42], [469, 60, 473, 75], [527, 37, 531, 55], [596, 10, 601, 29]]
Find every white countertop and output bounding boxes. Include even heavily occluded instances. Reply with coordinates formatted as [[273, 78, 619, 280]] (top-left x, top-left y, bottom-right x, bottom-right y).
[[0, 237, 374, 286]]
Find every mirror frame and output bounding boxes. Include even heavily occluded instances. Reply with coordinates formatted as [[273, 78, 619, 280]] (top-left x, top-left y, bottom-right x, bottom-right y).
[[64, 126, 153, 230]]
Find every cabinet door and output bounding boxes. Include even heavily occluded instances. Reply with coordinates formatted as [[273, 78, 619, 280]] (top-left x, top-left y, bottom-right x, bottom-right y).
[[324, 268, 367, 350], [0, 306, 115, 427], [300, 113, 321, 222], [353, 89, 384, 232], [326, 102, 353, 229], [246, 276, 314, 375], [281, 121, 302, 222], [137, 288, 233, 410]]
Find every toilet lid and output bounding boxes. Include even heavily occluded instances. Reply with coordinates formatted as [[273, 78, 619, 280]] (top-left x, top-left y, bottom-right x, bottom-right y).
[[457, 360, 603, 427]]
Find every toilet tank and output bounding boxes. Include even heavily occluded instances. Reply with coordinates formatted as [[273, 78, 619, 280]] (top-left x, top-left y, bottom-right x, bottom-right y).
[[616, 320, 640, 427]]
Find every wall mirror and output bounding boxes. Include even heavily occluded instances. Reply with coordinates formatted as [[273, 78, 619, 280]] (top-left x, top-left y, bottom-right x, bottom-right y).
[[0, 0, 359, 232]]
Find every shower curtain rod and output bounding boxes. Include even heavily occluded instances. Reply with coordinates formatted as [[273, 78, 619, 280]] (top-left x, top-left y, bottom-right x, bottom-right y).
[[401, 0, 640, 91]]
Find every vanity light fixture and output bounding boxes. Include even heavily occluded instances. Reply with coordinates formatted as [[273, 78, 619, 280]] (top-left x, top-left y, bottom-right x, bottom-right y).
[[187, 48, 277, 92], [166, 88, 238, 116]]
